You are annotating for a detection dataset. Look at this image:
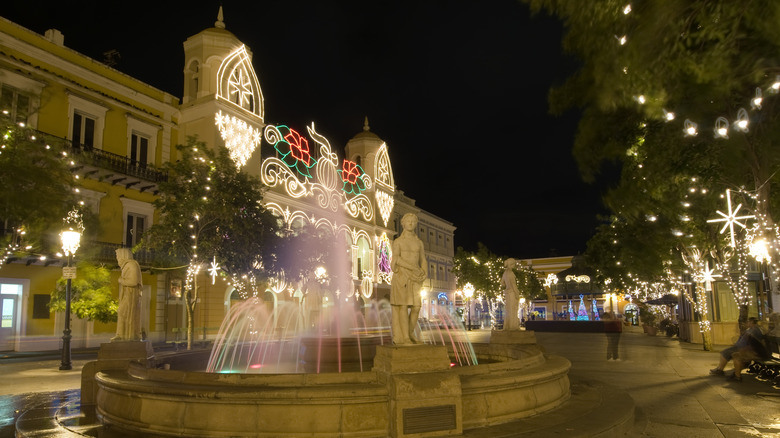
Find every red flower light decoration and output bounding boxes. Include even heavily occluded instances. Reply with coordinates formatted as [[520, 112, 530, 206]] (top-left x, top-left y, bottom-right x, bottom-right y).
[[340, 159, 367, 195], [284, 129, 313, 166], [272, 126, 317, 178]]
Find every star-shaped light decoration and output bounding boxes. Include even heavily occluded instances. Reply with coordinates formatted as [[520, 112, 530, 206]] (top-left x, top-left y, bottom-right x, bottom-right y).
[[544, 273, 558, 288], [208, 256, 220, 285], [707, 189, 754, 247], [228, 66, 253, 108], [694, 261, 720, 292]]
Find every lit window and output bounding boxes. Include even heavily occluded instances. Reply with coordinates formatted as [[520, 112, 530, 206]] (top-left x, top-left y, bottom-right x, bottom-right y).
[[0, 85, 30, 124]]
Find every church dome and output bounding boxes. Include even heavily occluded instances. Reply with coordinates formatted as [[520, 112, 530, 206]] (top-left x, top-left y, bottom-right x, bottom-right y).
[[347, 117, 383, 144]]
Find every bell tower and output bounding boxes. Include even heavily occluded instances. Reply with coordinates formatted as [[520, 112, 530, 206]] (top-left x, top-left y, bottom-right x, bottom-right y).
[[179, 7, 265, 171]]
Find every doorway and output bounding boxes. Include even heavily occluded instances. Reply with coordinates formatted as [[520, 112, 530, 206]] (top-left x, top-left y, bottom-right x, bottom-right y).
[[0, 283, 22, 351]]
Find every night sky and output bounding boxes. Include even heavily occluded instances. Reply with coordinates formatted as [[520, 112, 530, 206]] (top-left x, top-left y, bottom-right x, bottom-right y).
[[2, 1, 608, 259]]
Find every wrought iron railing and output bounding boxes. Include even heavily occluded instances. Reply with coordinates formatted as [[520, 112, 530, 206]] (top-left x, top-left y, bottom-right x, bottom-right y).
[[87, 241, 156, 266], [27, 127, 168, 183]]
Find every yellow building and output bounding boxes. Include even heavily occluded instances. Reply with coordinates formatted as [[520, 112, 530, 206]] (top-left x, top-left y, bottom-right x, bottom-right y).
[[0, 16, 180, 351], [0, 10, 456, 352]]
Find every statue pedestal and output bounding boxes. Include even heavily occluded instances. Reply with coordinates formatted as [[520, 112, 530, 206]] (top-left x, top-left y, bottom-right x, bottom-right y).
[[374, 345, 462, 437], [489, 329, 537, 345], [81, 341, 154, 405]]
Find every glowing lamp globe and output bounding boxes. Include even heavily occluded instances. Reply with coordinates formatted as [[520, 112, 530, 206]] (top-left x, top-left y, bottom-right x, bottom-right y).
[[60, 229, 81, 256], [463, 283, 475, 299]]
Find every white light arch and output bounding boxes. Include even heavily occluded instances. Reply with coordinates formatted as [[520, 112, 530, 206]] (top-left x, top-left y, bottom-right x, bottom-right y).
[[215, 45, 264, 121]]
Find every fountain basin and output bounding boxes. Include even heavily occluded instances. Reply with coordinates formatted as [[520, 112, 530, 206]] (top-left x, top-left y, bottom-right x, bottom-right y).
[[93, 342, 570, 437]]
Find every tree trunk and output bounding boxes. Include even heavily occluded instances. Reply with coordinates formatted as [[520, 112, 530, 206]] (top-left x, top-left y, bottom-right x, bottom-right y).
[[186, 273, 199, 350], [700, 324, 713, 351], [694, 284, 713, 351], [186, 298, 194, 351], [738, 304, 749, 333]]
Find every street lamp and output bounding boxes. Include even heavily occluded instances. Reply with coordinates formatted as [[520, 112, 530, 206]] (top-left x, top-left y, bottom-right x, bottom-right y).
[[59, 212, 82, 371], [463, 283, 474, 331]]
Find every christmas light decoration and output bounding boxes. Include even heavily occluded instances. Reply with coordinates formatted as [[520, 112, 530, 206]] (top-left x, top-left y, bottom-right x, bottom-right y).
[[707, 189, 754, 247], [340, 159, 367, 195], [214, 110, 261, 167], [261, 123, 375, 222], [565, 274, 590, 283], [268, 124, 317, 178], [209, 256, 220, 285], [215, 45, 264, 120], [611, 6, 780, 139], [684, 119, 698, 137], [376, 190, 394, 227], [714, 117, 729, 139], [751, 88, 763, 109], [374, 144, 395, 226], [377, 233, 392, 284], [361, 275, 373, 299], [735, 108, 750, 132]]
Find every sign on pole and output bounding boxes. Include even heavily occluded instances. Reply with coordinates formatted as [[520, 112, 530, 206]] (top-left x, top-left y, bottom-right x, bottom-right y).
[[62, 266, 77, 279]]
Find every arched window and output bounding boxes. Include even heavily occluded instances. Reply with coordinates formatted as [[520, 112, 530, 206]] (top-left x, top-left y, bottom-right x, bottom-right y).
[[356, 236, 371, 278], [185, 60, 199, 103]]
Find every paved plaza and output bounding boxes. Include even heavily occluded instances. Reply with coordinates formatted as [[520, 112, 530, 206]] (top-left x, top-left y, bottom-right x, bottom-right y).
[[1, 328, 779, 437]]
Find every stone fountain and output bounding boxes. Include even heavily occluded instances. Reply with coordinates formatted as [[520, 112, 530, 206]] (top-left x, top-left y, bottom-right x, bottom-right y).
[[83, 298, 570, 437]]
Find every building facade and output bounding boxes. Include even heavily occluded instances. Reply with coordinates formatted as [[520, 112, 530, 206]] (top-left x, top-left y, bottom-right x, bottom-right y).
[[0, 11, 456, 352]]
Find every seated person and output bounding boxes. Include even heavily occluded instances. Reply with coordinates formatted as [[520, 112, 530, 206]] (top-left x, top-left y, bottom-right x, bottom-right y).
[[710, 317, 769, 381]]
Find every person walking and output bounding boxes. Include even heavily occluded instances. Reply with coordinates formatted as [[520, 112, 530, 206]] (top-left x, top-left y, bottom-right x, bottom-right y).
[[604, 312, 623, 361]]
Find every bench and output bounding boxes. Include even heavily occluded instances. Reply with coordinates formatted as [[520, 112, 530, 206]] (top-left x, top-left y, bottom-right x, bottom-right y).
[[748, 335, 780, 384]]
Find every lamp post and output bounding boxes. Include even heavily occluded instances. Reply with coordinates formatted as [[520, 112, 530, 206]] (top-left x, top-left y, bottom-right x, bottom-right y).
[[464, 283, 474, 331], [59, 215, 82, 371]]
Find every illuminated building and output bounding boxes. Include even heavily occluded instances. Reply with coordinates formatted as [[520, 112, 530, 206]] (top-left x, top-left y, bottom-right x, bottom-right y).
[[0, 9, 455, 351]]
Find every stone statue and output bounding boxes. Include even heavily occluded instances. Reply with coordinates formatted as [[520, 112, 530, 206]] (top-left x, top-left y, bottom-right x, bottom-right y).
[[501, 258, 520, 331], [303, 274, 322, 330], [390, 213, 428, 344], [111, 248, 143, 342]]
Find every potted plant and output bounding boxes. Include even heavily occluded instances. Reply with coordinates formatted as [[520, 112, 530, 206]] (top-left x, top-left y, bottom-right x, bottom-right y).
[[639, 305, 658, 336]]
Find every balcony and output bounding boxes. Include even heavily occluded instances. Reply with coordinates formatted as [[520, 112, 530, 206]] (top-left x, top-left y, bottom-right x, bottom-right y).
[[28, 128, 168, 193], [88, 241, 157, 266], [1, 240, 156, 269]]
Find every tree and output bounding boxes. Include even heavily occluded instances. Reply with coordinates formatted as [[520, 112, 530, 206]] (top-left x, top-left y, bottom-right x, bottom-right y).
[[141, 138, 282, 349], [451, 243, 545, 325], [49, 262, 116, 323], [0, 120, 78, 261], [526, 0, 780, 326]]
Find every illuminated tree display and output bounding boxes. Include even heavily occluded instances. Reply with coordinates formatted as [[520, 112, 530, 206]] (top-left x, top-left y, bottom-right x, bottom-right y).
[[527, 0, 780, 334]]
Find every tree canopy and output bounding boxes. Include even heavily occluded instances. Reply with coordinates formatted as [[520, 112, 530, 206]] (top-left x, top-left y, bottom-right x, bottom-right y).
[[50, 262, 116, 323], [141, 138, 282, 291], [525, 0, 780, 299], [0, 121, 78, 260], [451, 243, 545, 302]]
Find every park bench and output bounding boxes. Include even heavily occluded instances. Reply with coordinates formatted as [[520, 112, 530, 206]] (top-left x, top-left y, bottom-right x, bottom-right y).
[[748, 335, 780, 387]]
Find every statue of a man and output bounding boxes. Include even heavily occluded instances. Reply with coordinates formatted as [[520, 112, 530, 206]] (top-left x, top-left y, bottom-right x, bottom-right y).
[[111, 248, 143, 342], [501, 258, 520, 331], [390, 213, 428, 344]]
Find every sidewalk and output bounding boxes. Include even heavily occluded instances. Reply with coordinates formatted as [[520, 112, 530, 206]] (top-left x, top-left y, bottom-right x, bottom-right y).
[[534, 330, 780, 437], [1, 330, 779, 437]]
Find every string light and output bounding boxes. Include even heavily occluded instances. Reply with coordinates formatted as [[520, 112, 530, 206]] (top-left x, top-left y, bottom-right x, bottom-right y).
[[684, 119, 698, 136], [613, 5, 776, 139]]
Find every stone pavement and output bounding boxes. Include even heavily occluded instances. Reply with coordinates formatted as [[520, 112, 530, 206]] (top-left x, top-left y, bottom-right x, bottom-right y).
[[1, 329, 779, 437], [536, 328, 780, 437]]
